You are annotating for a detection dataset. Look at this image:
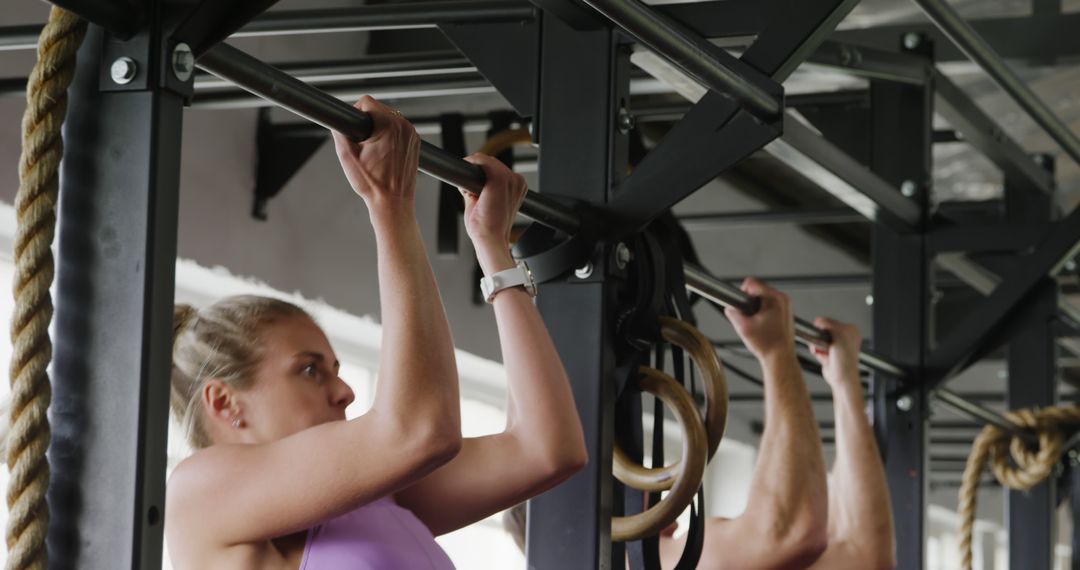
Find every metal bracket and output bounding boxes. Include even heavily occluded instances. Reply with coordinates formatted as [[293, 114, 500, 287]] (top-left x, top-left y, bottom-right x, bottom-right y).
[[438, 19, 539, 117], [252, 110, 327, 221]]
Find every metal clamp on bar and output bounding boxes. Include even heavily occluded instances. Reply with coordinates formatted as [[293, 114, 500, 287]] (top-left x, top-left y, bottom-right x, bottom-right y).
[[196, 43, 582, 234]]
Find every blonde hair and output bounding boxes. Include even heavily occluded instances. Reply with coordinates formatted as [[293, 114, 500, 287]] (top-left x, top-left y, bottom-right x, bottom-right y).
[[171, 295, 310, 449]]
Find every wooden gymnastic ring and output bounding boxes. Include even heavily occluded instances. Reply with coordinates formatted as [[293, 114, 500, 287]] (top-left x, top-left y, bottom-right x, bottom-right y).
[[612, 366, 708, 542], [479, 128, 531, 156], [613, 318, 728, 491]]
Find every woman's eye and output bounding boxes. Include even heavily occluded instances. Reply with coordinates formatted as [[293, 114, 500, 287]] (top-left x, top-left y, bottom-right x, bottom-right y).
[[302, 364, 318, 378]]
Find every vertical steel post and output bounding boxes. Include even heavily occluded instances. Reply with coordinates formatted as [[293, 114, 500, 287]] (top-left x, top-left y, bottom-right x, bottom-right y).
[[870, 34, 933, 570], [525, 13, 628, 569], [48, 12, 184, 569], [1004, 156, 1058, 570]]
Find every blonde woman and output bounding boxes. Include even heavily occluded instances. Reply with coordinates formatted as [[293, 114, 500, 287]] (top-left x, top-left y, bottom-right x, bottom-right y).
[[164, 96, 587, 569]]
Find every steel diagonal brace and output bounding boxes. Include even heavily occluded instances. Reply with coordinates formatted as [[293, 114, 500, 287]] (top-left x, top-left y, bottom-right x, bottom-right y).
[[598, 0, 863, 236], [604, 93, 781, 239], [926, 205, 1080, 388]]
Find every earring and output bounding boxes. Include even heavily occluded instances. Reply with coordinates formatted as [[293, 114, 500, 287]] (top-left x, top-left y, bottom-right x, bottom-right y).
[[232, 418, 241, 429]]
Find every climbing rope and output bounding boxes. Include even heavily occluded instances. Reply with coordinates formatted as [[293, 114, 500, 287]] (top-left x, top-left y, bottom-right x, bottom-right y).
[[957, 405, 1080, 570], [9, 8, 86, 570]]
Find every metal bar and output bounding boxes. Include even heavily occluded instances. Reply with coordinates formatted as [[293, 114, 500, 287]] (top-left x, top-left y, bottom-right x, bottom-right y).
[[683, 263, 905, 376], [195, 42, 581, 234], [768, 112, 923, 230], [709, 273, 870, 289], [933, 69, 1055, 195], [678, 208, 867, 228], [868, 69, 931, 570], [1004, 159, 1059, 568], [527, 15, 624, 568], [0, 24, 43, 51], [912, 0, 1080, 166], [806, 40, 931, 85], [576, 0, 782, 121], [193, 51, 476, 89], [933, 388, 1038, 445], [49, 22, 179, 568], [191, 74, 497, 109]]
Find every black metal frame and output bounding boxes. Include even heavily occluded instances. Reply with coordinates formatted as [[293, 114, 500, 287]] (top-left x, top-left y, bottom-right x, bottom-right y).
[[20, 0, 1080, 567]]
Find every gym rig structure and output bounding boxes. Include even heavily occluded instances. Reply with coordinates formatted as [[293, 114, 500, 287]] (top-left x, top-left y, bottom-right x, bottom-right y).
[[4, 0, 1080, 568]]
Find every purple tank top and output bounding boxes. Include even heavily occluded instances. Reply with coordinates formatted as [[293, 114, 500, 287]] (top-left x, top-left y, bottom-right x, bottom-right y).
[[299, 496, 456, 570]]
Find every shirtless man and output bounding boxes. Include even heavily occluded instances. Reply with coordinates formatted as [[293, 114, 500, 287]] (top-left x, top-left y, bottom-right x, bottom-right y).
[[507, 281, 895, 570]]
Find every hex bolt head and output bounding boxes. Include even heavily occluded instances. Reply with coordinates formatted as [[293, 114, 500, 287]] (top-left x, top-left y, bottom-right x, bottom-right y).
[[172, 43, 195, 82], [903, 32, 922, 51], [617, 109, 636, 134], [865, 294, 874, 306], [896, 395, 913, 412], [575, 262, 594, 280], [615, 243, 632, 270], [900, 180, 918, 198], [110, 57, 137, 85], [1066, 259, 1078, 272]]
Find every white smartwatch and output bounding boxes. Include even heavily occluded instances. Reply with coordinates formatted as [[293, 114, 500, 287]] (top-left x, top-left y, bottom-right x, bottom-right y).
[[479, 261, 537, 304]]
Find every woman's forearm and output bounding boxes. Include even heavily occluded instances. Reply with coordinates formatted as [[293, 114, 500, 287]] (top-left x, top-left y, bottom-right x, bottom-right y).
[[494, 290, 584, 459], [479, 245, 584, 464], [370, 211, 460, 434]]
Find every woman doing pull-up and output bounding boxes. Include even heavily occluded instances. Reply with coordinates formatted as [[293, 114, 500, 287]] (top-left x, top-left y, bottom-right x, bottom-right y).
[[164, 96, 587, 569]]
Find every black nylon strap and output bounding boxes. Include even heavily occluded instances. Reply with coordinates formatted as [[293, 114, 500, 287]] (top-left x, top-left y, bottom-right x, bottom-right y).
[[436, 114, 466, 256]]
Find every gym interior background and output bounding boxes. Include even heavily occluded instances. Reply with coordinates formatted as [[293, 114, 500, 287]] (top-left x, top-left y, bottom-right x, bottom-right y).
[[2, 0, 1080, 568]]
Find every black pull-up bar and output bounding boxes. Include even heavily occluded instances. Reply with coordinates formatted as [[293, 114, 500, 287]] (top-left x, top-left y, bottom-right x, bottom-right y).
[[197, 43, 582, 235], [682, 264, 905, 377], [196, 42, 1035, 443]]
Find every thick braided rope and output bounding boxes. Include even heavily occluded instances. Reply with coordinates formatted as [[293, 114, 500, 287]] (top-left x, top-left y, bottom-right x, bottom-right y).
[[957, 406, 1080, 570], [8, 8, 85, 570]]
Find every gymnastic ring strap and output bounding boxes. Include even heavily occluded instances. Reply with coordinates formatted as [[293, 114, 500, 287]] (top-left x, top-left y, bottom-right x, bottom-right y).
[[479, 128, 531, 156], [613, 318, 728, 492], [612, 366, 708, 542]]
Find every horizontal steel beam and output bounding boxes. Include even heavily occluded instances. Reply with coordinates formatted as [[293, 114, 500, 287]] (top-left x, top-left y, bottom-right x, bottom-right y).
[[806, 40, 931, 85], [193, 51, 476, 90], [678, 208, 867, 229]]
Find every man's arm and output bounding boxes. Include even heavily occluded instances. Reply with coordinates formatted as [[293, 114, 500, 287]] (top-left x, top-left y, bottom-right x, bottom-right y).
[[664, 279, 829, 570], [807, 319, 895, 570]]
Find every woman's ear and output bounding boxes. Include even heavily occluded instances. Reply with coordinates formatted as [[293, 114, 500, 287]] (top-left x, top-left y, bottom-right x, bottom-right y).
[[203, 379, 237, 425]]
